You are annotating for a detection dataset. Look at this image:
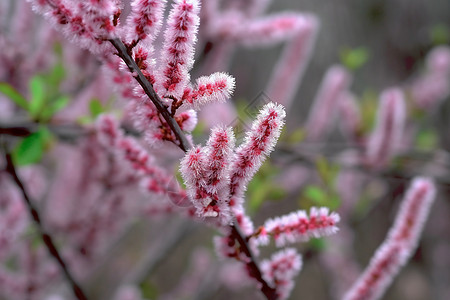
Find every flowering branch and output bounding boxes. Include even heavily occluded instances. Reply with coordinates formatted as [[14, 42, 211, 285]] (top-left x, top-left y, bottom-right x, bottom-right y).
[[109, 38, 191, 152], [230, 225, 277, 300], [112, 29, 275, 300], [3, 152, 88, 300]]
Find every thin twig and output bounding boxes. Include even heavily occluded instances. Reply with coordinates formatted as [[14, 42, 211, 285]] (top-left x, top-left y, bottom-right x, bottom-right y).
[[109, 38, 191, 152], [4, 152, 88, 300], [231, 225, 278, 300]]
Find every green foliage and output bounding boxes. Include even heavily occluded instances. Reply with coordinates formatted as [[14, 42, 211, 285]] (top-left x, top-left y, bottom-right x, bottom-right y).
[[340, 46, 370, 71], [191, 120, 207, 138], [247, 160, 286, 214], [29, 75, 47, 119], [40, 95, 70, 122], [430, 24, 449, 45], [89, 98, 105, 118], [316, 157, 340, 187], [79, 97, 117, 124], [308, 237, 327, 252], [359, 89, 378, 133], [12, 126, 53, 166], [0, 83, 28, 110], [415, 128, 438, 151], [299, 157, 341, 210], [0, 42, 69, 122], [140, 281, 159, 299]]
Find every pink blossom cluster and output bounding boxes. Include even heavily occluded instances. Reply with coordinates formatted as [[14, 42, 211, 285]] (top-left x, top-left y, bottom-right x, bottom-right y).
[[261, 248, 302, 300], [1, 1, 447, 299], [343, 177, 436, 300], [410, 46, 450, 110], [181, 102, 286, 226], [28, 0, 235, 149], [254, 207, 340, 247], [365, 88, 406, 168]]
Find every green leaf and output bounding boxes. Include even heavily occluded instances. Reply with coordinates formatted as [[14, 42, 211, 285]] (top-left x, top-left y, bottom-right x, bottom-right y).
[[89, 98, 104, 118], [303, 185, 328, 205], [360, 89, 378, 133], [268, 186, 286, 201], [12, 126, 52, 166], [340, 47, 370, 71], [47, 62, 66, 88], [41, 95, 70, 121], [288, 128, 306, 144], [430, 24, 449, 45], [0, 83, 28, 110], [415, 129, 438, 151], [191, 120, 207, 137], [29, 76, 46, 118], [316, 157, 340, 186], [308, 238, 327, 252], [140, 281, 158, 299]]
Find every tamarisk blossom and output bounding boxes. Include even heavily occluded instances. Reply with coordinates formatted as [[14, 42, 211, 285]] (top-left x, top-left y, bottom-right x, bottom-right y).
[[125, 0, 167, 45], [181, 102, 286, 228], [344, 177, 436, 300], [261, 248, 302, 300], [365, 88, 406, 168], [29, 0, 236, 148], [180, 127, 235, 225], [27, 0, 120, 54], [305, 65, 353, 141], [157, 0, 200, 98], [229, 102, 286, 234], [410, 46, 450, 110], [182, 73, 236, 110], [265, 14, 319, 109], [253, 207, 340, 247], [338, 91, 363, 145], [96, 114, 187, 204]]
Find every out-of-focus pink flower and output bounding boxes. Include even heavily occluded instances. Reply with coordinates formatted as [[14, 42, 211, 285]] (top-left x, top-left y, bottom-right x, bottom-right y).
[[343, 177, 436, 300], [306, 65, 353, 141], [261, 248, 302, 300], [365, 87, 406, 168]]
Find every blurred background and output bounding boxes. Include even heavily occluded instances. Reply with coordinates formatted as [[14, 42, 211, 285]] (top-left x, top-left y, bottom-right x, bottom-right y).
[[1, 0, 450, 299]]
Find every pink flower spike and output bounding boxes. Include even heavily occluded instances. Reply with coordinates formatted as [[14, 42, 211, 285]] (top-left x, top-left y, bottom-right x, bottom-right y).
[[204, 126, 235, 192], [180, 127, 235, 225], [157, 0, 200, 98], [411, 46, 450, 110], [426, 45, 450, 75], [306, 65, 353, 141], [261, 248, 303, 300], [180, 146, 207, 192], [239, 13, 311, 47], [184, 72, 236, 109], [266, 14, 319, 109], [344, 177, 436, 300], [365, 87, 406, 168], [125, 0, 167, 44], [256, 207, 340, 247], [176, 109, 198, 132], [338, 91, 362, 143], [229, 102, 286, 206]]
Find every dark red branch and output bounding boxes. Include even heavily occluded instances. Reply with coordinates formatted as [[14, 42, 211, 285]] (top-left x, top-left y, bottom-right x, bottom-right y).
[[231, 225, 278, 300], [109, 38, 191, 152], [4, 152, 88, 300]]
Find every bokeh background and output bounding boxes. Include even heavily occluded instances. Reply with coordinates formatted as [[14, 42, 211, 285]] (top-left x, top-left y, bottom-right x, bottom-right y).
[[1, 0, 450, 299]]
